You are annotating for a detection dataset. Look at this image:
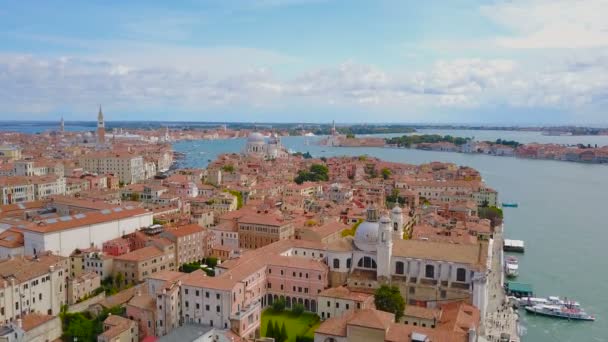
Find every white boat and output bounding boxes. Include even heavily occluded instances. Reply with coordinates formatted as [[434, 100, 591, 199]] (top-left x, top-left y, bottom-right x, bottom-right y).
[[504, 256, 519, 278], [518, 296, 581, 308], [525, 304, 594, 321]]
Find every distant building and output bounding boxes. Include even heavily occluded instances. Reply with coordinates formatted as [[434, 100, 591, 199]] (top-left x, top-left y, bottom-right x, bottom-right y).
[[97, 106, 106, 145], [244, 132, 288, 160]]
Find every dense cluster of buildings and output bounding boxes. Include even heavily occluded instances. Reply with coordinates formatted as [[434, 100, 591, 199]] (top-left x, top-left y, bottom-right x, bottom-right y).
[[0, 115, 504, 341], [405, 139, 608, 164]]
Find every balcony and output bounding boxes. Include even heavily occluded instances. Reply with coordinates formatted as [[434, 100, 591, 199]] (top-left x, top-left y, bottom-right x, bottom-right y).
[[420, 278, 438, 286], [230, 300, 261, 321], [450, 282, 470, 290]]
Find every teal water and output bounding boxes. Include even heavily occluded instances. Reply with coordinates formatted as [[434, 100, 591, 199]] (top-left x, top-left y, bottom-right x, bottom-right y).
[[174, 132, 608, 342]]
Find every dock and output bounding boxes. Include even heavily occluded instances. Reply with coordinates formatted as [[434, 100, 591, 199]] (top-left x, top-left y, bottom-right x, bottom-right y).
[[505, 281, 534, 298], [503, 239, 525, 252]]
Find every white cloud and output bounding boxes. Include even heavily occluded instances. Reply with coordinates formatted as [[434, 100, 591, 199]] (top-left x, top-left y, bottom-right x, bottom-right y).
[[482, 0, 608, 49], [1, 52, 606, 120]]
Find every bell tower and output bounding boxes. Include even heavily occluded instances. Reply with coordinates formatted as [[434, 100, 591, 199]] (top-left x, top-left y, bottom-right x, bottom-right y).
[[97, 105, 105, 145], [391, 205, 404, 240], [377, 213, 393, 280]]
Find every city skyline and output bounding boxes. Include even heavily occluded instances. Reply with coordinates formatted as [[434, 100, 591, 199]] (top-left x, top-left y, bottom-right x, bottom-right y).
[[2, 0, 608, 124]]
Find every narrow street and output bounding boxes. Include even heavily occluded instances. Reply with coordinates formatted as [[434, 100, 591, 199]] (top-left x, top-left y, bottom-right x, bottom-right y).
[[480, 224, 520, 342]]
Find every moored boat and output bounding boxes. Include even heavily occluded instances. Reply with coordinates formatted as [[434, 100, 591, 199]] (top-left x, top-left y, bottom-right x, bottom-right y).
[[502, 202, 518, 208], [525, 304, 595, 321], [505, 256, 519, 278]]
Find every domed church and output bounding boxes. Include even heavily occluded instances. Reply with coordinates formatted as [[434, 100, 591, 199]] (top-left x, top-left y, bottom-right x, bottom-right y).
[[321, 205, 490, 314], [244, 131, 288, 160]]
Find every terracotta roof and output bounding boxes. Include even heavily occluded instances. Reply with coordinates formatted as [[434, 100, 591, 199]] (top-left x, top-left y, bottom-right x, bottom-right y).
[[404, 305, 441, 320], [99, 315, 135, 339], [348, 308, 394, 330], [238, 213, 288, 227], [128, 293, 156, 310], [392, 239, 488, 269], [114, 246, 164, 262], [163, 223, 204, 237], [21, 206, 149, 234], [0, 254, 66, 284], [0, 228, 24, 248], [318, 286, 372, 302], [20, 313, 56, 332]]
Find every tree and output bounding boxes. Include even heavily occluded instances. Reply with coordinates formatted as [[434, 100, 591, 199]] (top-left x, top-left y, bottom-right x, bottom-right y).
[[479, 206, 503, 227], [205, 256, 218, 268], [129, 193, 140, 202], [381, 168, 392, 180], [346, 133, 355, 139], [265, 319, 275, 338], [221, 165, 235, 173], [280, 322, 288, 342], [374, 285, 405, 321], [292, 303, 305, 315], [274, 321, 281, 341], [114, 272, 124, 288], [272, 298, 286, 312]]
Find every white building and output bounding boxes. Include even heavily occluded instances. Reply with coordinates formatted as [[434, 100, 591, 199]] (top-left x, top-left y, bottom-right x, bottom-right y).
[[20, 206, 153, 257], [244, 132, 288, 160], [0, 176, 65, 205], [79, 152, 145, 184], [0, 254, 68, 324]]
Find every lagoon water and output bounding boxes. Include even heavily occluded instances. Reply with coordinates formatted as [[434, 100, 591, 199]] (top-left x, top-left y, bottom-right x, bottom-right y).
[[174, 131, 608, 342]]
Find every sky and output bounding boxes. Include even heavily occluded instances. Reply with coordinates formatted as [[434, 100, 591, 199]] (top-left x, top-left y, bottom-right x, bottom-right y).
[[1, 0, 608, 125]]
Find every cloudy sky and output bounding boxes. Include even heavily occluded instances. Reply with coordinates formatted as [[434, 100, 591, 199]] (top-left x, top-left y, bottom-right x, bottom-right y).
[[1, 0, 608, 124]]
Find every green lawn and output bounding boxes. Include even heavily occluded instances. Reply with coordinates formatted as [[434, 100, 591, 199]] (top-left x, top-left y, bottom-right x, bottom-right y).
[[261, 309, 320, 342]]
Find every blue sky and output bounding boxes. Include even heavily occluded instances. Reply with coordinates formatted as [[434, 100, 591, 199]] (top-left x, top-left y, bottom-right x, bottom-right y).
[[1, 0, 607, 124]]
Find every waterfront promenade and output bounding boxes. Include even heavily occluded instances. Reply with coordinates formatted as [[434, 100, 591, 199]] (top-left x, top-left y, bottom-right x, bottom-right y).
[[480, 224, 520, 342]]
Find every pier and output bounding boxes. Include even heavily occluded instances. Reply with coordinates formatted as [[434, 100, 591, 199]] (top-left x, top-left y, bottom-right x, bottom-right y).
[[503, 239, 525, 253], [480, 224, 520, 342]]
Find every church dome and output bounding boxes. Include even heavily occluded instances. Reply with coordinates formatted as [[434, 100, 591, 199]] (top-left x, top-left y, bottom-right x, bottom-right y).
[[354, 221, 379, 252], [392, 205, 403, 214], [248, 132, 265, 144]]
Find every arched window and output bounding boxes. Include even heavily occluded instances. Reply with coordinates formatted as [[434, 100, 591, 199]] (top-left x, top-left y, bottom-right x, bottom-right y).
[[346, 258, 351, 269], [333, 258, 340, 269], [456, 268, 466, 282], [394, 222, 398, 231], [357, 256, 377, 269], [396, 261, 404, 275], [425, 264, 435, 278]]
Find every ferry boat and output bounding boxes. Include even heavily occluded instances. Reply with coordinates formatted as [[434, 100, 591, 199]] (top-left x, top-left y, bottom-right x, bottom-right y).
[[504, 256, 519, 278], [502, 202, 519, 208], [518, 296, 580, 308], [525, 304, 595, 321]]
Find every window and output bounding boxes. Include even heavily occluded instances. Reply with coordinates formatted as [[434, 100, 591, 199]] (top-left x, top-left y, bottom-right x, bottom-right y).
[[205, 305, 210, 311], [357, 256, 377, 269], [346, 258, 351, 268], [425, 265, 435, 278], [333, 258, 340, 269], [205, 292, 209, 298], [216, 305, 220, 312], [346, 304, 349, 309], [396, 261, 404, 275], [335, 302, 339, 308], [216, 294, 220, 300], [456, 268, 466, 282], [185, 289, 189, 295]]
